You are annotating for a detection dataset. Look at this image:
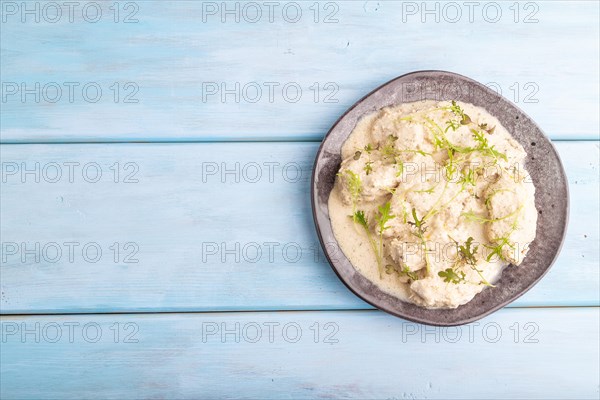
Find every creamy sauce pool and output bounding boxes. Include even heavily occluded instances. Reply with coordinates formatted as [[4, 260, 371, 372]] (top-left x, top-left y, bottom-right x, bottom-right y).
[[328, 100, 537, 309]]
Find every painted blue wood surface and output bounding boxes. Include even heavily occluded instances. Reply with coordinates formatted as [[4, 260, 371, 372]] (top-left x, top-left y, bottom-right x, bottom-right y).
[[1, 1, 598, 142], [1, 308, 599, 399], [0, 141, 598, 314], [1, 1, 599, 398]]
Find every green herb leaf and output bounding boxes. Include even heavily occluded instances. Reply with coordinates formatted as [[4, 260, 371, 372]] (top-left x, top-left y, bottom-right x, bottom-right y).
[[438, 267, 467, 284], [376, 201, 395, 236], [354, 210, 368, 229], [479, 123, 496, 134], [459, 167, 477, 187], [484, 236, 514, 262], [409, 208, 425, 231], [458, 237, 478, 266], [471, 128, 507, 161], [449, 100, 472, 126], [395, 159, 404, 176], [353, 209, 385, 279], [400, 264, 419, 281], [414, 184, 438, 194], [341, 170, 362, 220], [445, 119, 461, 132]]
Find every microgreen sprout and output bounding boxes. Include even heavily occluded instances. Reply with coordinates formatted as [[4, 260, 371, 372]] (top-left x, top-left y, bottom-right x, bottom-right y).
[[484, 188, 514, 207], [459, 167, 477, 187], [484, 217, 520, 263], [458, 237, 478, 266], [457, 237, 495, 287], [438, 268, 467, 284], [395, 159, 404, 177], [462, 203, 524, 224], [408, 208, 430, 275], [353, 202, 395, 279], [445, 118, 461, 133], [386, 264, 420, 281], [484, 236, 514, 263], [354, 210, 380, 269], [471, 128, 507, 161], [448, 100, 472, 125], [479, 123, 496, 134], [375, 202, 396, 277], [340, 170, 362, 221], [414, 184, 438, 194]]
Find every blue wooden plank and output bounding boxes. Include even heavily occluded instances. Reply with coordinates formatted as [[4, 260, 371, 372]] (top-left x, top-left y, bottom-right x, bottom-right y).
[[0, 141, 598, 313], [1, 308, 598, 399], [1, 1, 598, 142]]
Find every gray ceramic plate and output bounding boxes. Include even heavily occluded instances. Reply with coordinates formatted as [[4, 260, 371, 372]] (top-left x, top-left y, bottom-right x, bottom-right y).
[[311, 70, 569, 326]]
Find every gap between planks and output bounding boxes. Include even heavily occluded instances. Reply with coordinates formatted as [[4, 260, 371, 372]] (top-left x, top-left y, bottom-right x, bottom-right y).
[[1, 138, 599, 145], [2, 305, 599, 319]]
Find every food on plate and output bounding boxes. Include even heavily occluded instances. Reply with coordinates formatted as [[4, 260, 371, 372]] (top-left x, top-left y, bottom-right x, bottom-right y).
[[328, 100, 538, 308]]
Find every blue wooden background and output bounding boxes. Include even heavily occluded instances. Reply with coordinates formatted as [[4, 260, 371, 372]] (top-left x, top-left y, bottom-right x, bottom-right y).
[[1, 1, 599, 398]]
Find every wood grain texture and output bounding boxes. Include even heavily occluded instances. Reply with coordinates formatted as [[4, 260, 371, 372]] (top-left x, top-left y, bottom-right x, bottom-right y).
[[1, 308, 598, 399], [1, 1, 598, 397], [1, 1, 598, 142], [1, 141, 598, 313]]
